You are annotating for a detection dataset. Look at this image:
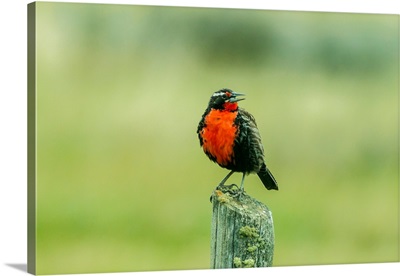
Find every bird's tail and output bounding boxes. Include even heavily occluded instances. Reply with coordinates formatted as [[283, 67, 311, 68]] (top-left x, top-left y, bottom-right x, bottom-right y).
[[257, 163, 278, 190]]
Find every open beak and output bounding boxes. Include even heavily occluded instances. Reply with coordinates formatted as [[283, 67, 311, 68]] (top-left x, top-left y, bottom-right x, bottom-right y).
[[229, 92, 245, 103]]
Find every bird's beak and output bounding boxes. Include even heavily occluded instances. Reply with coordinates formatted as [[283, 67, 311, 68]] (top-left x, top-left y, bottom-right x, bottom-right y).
[[229, 92, 245, 103]]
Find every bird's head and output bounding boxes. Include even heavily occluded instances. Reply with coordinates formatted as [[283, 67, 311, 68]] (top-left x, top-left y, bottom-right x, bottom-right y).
[[207, 88, 245, 111]]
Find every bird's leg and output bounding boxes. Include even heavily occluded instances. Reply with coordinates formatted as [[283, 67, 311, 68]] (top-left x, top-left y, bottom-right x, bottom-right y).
[[226, 173, 245, 199], [239, 173, 246, 191], [217, 173, 245, 200], [217, 170, 235, 188], [210, 171, 237, 202], [218, 171, 242, 193]]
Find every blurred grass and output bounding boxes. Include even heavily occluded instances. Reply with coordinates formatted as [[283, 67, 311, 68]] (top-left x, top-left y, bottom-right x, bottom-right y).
[[34, 2, 398, 274]]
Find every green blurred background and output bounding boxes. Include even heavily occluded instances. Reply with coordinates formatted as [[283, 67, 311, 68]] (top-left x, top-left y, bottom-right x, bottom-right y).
[[34, 2, 398, 274]]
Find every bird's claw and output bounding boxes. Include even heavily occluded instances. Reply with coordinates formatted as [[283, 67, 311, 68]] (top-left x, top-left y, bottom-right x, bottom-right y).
[[210, 183, 245, 202]]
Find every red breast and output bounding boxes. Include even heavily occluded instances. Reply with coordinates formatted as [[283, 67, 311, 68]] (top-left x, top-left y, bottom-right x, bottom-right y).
[[200, 108, 238, 167]]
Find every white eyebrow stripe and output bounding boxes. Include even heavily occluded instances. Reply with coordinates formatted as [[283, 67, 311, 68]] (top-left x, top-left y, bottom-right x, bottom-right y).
[[213, 91, 226, 97]]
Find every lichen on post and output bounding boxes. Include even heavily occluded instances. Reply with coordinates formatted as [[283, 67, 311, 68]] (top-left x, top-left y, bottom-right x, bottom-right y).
[[210, 185, 275, 269]]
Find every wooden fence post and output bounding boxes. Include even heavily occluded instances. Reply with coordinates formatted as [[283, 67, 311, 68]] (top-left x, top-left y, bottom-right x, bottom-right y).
[[210, 185, 275, 269]]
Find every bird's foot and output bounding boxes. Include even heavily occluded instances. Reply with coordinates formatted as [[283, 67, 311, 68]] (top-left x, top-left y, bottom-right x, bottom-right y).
[[210, 183, 244, 202]]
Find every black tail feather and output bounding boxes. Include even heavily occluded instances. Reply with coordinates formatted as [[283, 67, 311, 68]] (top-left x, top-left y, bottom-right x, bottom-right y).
[[257, 163, 278, 190]]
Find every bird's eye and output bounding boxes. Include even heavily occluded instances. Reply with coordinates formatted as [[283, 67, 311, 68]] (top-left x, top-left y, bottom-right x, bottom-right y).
[[222, 92, 231, 99]]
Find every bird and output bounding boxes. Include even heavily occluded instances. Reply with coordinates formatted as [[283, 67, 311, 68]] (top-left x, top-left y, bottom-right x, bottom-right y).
[[197, 88, 278, 192]]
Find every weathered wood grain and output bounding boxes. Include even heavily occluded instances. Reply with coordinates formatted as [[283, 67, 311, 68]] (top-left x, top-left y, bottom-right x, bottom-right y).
[[210, 185, 275, 269]]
